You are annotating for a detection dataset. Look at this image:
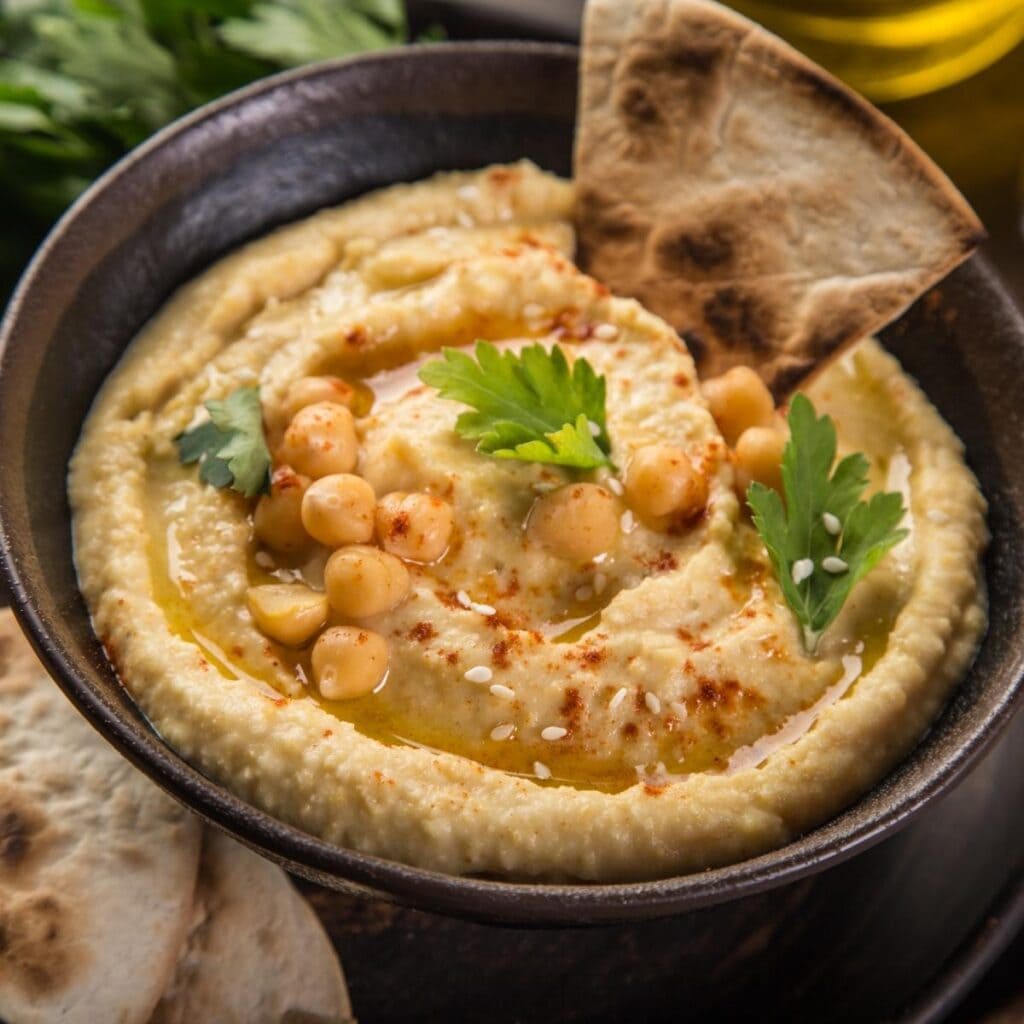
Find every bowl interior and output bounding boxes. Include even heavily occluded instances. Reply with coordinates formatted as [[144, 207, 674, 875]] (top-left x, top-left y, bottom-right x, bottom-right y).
[[2, 42, 1023, 926]]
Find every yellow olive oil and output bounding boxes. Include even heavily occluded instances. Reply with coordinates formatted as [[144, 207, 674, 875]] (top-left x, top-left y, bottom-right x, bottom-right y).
[[726, 0, 1024, 100]]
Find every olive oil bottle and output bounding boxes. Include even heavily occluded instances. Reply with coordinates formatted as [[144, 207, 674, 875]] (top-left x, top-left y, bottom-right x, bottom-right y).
[[726, 0, 1024, 100]]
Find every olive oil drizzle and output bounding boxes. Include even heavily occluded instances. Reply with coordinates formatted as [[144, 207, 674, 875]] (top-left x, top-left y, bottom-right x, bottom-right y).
[[145, 351, 908, 792]]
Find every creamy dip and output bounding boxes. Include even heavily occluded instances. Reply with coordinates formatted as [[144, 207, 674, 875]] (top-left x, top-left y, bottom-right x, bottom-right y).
[[70, 163, 987, 880]]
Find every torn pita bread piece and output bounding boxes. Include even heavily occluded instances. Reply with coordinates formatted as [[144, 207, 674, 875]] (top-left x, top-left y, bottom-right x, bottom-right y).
[[0, 609, 353, 1024], [0, 609, 202, 1024], [151, 828, 352, 1024], [575, 0, 984, 398]]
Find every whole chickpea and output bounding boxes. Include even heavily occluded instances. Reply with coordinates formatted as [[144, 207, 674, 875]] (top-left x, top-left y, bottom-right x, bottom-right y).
[[253, 465, 311, 553], [735, 426, 787, 494], [280, 401, 358, 478], [375, 492, 454, 563], [325, 545, 411, 619], [300, 474, 375, 547], [702, 366, 775, 446], [312, 626, 389, 701], [246, 584, 328, 647], [527, 483, 619, 561], [283, 375, 355, 422], [625, 444, 707, 521]]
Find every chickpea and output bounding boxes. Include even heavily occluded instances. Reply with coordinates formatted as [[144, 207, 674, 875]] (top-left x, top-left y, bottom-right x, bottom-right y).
[[283, 375, 355, 421], [375, 492, 454, 563], [325, 545, 410, 618], [312, 626, 389, 700], [702, 366, 775, 446], [246, 584, 328, 646], [280, 401, 358, 478], [527, 483, 619, 561], [300, 474, 375, 547], [253, 465, 311, 553], [735, 426, 787, 494], [625, 444, 706, 521]]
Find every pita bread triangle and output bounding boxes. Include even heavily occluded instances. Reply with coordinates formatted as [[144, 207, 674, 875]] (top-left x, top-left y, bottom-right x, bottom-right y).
[[574, 0, 984, 398], [0, 610, 201, 1024], [150, 829, 352, 1024], [0, 609, 353, 1024]]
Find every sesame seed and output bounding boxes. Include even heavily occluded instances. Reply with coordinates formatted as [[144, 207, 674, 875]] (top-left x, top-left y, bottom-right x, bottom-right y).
[[840, 653, 863, 687], [593, 572, 608, 595], [588, 420, 602, 438], [594, 323, 619, 340], [822, 556, 848, 574], [533, 761, 552, 780], [644, 692, 662, 714], [541, 726, 568, 741], [606, 477, 624, 496], [621, 509, 635, 532], [489, 683, 515, 699], [927, 510, 950, 525], [254, 551, 275, 569], [609, 686, 628, 710], [490, 722, 515, 741], [464, 665, 493, 684], [792, 558, 814, 585], [470, 601, 496, 616], [456, 590, 472, 608], [823, 512, 842, 535], [575, 585, 594, 602], [854, 640, 865, 654], [523, 302, 544, 319], [670, 701, 688, 719]]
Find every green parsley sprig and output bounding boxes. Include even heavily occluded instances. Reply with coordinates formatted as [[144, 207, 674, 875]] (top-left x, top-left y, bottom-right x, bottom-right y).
[[418, 340, 615, 470], [747, 394, 908, 654], [175, 385, 271, 498]]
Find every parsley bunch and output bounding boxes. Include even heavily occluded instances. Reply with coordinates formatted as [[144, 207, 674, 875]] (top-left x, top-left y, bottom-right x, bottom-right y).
[[747, 394, 908, 653], [0, 0, 413, 300]]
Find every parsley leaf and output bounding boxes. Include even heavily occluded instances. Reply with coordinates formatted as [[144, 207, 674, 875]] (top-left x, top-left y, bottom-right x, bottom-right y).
[[747, 393, 908, 653], [175, 385, 271, 497], [418, 341, 614, 470], [218, 0, 405, 65]]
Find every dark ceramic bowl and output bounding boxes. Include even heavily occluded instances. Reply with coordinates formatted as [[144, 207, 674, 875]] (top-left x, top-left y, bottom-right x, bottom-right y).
[[1, 43, 1023, 926]]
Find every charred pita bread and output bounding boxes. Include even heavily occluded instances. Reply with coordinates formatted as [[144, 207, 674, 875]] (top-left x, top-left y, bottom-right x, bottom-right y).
[[151, 829, 352, 1024], [0, 610, 201, 1024], [575, 0, 984, 397]]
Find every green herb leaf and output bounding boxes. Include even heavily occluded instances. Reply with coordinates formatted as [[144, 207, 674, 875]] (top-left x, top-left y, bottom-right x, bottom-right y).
[[746, 393, 908, 653], [0, 0, 413, 303], [418, 341, 614, 470], [175, 385, 271, 497], [217, 0, 403, 65]]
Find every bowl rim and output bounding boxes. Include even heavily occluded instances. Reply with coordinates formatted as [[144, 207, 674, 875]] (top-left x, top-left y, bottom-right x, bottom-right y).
[[2, 41, 1024, 925]]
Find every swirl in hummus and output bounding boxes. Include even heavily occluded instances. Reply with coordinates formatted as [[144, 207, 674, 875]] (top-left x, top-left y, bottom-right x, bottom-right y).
[[70, 163, 987, 880]]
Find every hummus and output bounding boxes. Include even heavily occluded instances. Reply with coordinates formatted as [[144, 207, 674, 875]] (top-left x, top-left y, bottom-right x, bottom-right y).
[[70, 162, 987, 881]]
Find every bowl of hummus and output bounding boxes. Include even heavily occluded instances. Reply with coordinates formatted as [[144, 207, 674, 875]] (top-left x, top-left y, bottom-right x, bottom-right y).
[[2, 5, 1023, 924]]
